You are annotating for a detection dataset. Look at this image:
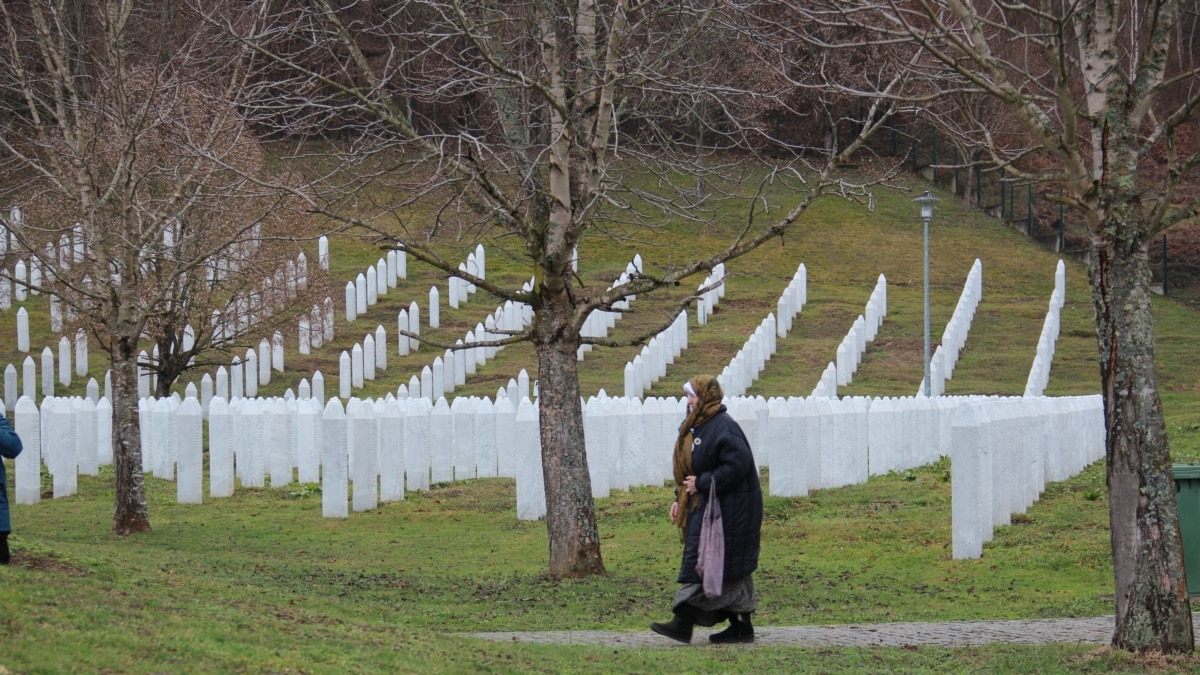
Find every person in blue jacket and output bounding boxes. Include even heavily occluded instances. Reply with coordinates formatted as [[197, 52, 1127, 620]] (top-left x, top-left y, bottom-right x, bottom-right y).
[[0, 412, 24, 565], [651, 375, 763, 644]]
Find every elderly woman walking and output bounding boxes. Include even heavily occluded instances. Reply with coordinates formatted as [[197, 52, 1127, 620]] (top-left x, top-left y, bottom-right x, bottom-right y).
[[651, 375, 762, 644]]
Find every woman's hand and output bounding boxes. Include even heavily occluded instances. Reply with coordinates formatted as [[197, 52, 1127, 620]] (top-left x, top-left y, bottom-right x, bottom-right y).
[[683, 474, 697, 495], [669, 501, 679, 524]]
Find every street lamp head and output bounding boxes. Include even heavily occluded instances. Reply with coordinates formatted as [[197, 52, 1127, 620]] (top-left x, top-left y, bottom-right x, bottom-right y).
[[913, 190, 939, 221]]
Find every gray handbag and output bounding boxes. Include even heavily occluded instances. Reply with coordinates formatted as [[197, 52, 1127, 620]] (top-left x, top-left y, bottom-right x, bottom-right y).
[[696, 479, 724, 598]]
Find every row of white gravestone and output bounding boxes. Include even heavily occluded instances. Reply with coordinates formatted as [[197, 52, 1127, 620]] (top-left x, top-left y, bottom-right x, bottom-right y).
[[297, 299, 337, 354], [776, 264, 809, 338], [536, 393, 1104, 522], [193, 370, 327, 418], [10, 395, 113, 504], [919, 259, 984, 397], [810, 275, 887, 398], [0, 259, 43, 311], [623, 312, 688, 399], [11, 388, 1106, 548], [208, 270, 319, 346], [449, 245, 486, 309], [721, 314, 777, 398], [3, 363, 107, 412], [3, 351, 85, 405], [695, 263, 728, 327], [341, 245, 485, 325], [835, 274, 888, 387], [950, 395, 1104, 559], [721, 264, 814, 398], [578, 255, 644, 360], [331, 286, 535, 403], [390, 277, 535, 398], [753, 389, 1099, 499], [1024, 260, 1067, 397], [14, 389, 541, 514]]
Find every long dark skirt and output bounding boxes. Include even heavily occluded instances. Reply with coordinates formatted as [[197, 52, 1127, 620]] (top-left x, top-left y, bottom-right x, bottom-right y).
[[672, 574, 757, 627]]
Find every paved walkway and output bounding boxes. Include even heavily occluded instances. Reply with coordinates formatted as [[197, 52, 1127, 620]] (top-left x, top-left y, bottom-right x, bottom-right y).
[[469, 615, 1200, 648]]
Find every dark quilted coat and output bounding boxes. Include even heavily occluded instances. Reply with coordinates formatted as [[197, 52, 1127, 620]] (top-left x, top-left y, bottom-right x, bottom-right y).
[[677, 406, 762, 585]]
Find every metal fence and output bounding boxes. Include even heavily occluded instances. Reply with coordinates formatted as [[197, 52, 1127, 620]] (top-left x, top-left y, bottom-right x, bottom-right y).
[[853, 121, 1200, 302]]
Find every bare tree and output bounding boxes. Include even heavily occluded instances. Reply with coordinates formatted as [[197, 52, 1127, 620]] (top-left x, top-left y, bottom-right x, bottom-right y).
[[0, 0, 318, 534], [785, 0, 1200, 652], [214, 0, 902, 577]]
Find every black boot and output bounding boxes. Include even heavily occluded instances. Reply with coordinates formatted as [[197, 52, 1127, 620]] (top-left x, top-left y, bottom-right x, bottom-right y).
[[651, 605, 696, 644], [0, 532, 9, 565], [709, 611, 754, 644]]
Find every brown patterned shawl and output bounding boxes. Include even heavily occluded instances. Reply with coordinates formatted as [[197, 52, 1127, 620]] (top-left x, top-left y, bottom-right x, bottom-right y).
[[673, 375, 724, 540]]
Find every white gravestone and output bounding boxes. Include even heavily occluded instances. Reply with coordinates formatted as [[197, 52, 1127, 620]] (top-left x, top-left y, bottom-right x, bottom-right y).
[[75, 330, 88, 377], [296, 397, 319, 484], [16, 307, 29, 352], [265, 398, 292, 487], [339, 351, 352, 399], [14, 396, 40, 504], [355, 273, 367, 314], [350, 402, 377, 512], [321, 398, 348, 518], [420, 366, 433, 402], [474, 397, 496, 478], [453, 341, 466, 386], [245, 349, 258, 398], [515, 399, 545, 520], [345, 281, 357, 322], [451, 396, 475, 480], [312, 370, 325, 405], [4, 364, 16, 412], [430, 398, 453, 484], [351, 344, 364, 388], [96, 397, 112, 465], [177, 397, 203, 504], [404, 398, 430, 492], [494, 395, 516, 479], [259, 338, 272, 385], [272, 331, 284, 373], [13, 260, 26, 301], [200, 373, 213, 417], [386, 251, 398, 289], [40, 347, 54, 397], [397, 310, 410, 356], [230, 357, 243, 400], [20, 355, 34, 401], [363, 335, 376, 382], [408, 301, 420, 352], [431, 357, 445, 401], [374, 325, 387, 371], [429, 286, 440, 328], [379, 399, 405, 502], [299, 316, 311, 355], [375, 259, 387, 296]]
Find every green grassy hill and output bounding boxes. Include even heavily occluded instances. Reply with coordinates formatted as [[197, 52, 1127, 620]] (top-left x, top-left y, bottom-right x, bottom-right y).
[[4, 174, 1197, 454], [4, 174, 1198, 672]]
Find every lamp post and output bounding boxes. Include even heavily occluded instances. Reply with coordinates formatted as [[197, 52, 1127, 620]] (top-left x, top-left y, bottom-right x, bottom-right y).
[[914, 191, 939, 397]]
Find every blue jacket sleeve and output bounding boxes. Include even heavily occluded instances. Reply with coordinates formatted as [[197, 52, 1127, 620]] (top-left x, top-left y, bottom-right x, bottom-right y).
[[0, 415, 23, 459]]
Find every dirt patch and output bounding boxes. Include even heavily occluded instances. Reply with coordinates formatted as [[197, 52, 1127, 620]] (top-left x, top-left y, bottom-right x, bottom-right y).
[[6, 551, 90, 576]]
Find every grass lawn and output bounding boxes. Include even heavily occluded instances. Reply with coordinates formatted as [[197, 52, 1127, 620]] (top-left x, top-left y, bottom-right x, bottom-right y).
[[3, 168, 1200, 672]]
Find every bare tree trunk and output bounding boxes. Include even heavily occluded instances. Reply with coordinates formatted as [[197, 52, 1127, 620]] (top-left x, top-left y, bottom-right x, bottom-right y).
[[1091, 240, 1193, 651], [110, 342, 150, 536], [535, 300, 603, 578]]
